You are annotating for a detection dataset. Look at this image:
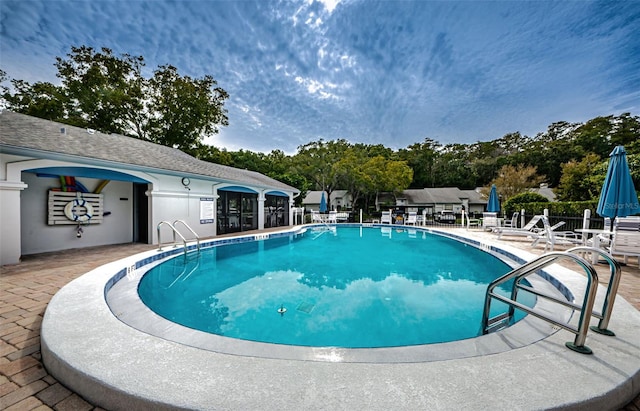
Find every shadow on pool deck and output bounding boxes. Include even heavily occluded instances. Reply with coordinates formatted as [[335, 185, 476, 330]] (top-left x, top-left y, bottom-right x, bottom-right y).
[[1, 226, 639, 410]]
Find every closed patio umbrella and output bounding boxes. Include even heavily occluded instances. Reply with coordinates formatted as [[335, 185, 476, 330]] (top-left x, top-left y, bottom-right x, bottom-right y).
[[596, 146, 640, 230], [319, 191, 327, 213], [487, 184, 500, 213]]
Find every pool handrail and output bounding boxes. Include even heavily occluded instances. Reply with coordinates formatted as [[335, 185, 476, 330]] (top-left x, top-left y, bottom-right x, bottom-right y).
[[504, 247, 622, 335], [566, 246, 622, 335], [157, 220, 200, 257], [173, 219, 201, 254], [481, 249, 600, 354]]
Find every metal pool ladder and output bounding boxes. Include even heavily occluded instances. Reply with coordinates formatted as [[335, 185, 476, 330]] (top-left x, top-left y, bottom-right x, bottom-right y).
[[481, 246, 622, 354], [157, 220, 201, 256]]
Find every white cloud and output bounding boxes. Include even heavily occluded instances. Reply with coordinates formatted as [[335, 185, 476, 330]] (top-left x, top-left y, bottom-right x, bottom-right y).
[[315, 0, 341, 14], [2, 0, 638, 154]]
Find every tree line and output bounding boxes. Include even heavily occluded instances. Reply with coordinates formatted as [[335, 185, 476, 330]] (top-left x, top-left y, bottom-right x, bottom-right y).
[[2, 46, 638, 211]]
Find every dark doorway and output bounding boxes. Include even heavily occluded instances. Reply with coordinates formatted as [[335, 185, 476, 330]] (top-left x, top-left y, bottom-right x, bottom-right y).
[[217, 190, 258, 234], [133, 183, 149, 243], [264, 194, 289, 228]]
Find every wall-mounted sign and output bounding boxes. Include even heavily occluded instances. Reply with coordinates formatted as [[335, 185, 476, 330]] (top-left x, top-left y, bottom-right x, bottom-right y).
[[199, 197, 214, 224]]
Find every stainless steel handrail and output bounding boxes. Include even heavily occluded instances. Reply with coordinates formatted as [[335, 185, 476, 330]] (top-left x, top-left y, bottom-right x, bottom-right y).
[[481, 249, 601, 354], [566, 246, 622, 336], [173, 220, 201, 253], [157, 221, 190, 257], [509, 247, 622, 335], [167, 258, 200, 288]]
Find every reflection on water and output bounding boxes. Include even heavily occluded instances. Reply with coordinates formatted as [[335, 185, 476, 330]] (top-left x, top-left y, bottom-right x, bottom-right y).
[[139, 227, 533, 348]]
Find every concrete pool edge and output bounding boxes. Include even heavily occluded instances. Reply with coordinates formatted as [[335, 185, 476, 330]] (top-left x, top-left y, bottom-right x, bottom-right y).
[[106, 225, 569, 363], [41, 226, 640, 410]]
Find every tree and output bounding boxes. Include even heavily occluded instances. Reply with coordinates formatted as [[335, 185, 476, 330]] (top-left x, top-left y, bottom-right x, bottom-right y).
[[522, 121, 582, 186], [490, 164, 545, 201], [611, 113, 640, 152], [363, 156, 413, 208], [146, 64, 229, 153], [555, 154, 606, 201], [397, 138, 440, 188], [54, 46, 145, 134], [434, 143, 477, 189], [293, 139, 351, 210], [2, 46, 229, 153], [333, 147, 371, 209], [1, 78, 66, 121]]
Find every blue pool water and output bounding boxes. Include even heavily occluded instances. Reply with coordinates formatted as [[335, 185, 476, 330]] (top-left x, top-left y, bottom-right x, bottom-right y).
[[138, 226, 533, 348]]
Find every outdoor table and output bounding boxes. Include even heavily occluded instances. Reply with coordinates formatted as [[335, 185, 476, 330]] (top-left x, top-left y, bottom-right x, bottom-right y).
[[576, 228, 613, 264]]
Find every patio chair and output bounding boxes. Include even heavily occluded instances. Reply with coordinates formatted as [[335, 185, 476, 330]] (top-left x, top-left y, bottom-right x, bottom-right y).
[[539, 216, 582, 251], [327, 210, 337, 224], [405, 211, 417, 225], [496, 215, 543, 239], [380, 210, 392, 224], [608, 217, 640, 268], [336, 212, 349, 222], [463, 210, 480, 229], [311, 210, 323, 223], [503, 212, 519, 229], [482, 212, 499, 229]]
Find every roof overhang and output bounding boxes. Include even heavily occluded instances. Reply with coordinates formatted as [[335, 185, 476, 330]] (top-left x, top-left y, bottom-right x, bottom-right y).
[[1, 144, 299, 194]]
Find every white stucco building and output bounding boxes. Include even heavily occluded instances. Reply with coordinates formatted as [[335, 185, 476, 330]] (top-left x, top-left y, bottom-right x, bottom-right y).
[[0, 111, 299, 265]]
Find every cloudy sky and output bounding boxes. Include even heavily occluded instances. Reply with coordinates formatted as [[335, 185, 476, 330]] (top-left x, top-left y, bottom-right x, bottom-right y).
[[1, 0, 638, 154]]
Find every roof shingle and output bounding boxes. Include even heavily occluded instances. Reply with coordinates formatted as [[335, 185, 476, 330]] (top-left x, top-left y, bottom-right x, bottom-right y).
[[0, 111, 297, 192]]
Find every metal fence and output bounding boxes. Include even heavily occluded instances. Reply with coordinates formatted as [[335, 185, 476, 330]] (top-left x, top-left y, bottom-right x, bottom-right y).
[[302, 210, 605, 232]]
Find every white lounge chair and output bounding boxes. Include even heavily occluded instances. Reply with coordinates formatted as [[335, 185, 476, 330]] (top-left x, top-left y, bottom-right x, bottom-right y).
[[380, 210, 392, 224], [327, 210, 337, 224], [539, 216, 582, 251], [311, 210, 323, 223], [405, 211, 417, 225], [608, 217, 640, 267], [496, 215, 543, 239]]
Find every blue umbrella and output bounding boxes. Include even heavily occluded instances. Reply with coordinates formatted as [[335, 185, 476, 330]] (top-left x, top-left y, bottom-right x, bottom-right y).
[[319, 191, 327, 213], [596, 146, 640, 229], [487, 184, 500, 213]]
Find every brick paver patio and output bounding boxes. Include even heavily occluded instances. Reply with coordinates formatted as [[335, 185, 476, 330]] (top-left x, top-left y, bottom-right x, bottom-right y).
[[1, 231, 639, 410]]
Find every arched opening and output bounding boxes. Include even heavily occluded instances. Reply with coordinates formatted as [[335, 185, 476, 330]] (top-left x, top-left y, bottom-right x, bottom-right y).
[[217, 186, 258, 234], [264, 191, 290, 228]]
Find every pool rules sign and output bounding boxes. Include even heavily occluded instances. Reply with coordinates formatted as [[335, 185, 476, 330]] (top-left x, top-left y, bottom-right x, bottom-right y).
[[199, 197, 214, 224]]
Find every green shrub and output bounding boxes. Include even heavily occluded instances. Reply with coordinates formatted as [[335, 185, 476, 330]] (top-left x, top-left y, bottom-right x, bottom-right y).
[[503, 193, 548, 214], [506, 199, 599, 217]]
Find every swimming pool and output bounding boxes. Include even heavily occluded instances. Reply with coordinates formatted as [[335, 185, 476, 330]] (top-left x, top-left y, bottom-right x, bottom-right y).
[[137, 226, 533, 348], [44, 226, 640, 409]]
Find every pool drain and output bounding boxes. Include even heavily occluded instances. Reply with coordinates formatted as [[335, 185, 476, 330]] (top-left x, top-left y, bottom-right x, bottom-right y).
[[277, 304, 287, 316]]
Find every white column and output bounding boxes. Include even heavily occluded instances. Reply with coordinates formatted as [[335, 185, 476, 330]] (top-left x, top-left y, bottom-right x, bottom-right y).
[[258, 192, 265, 230], [211, 185, 221, 236], [289, 195, 295, 226], [0, 180, 28, 265]]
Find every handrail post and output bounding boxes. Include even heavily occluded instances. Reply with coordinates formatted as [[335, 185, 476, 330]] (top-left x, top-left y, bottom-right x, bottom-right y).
[[565, 259, 598, 354], [567, 246, 622, 336], [173, 220, 201, 253], [157, 221, 171, 251], [157, 221, 189, 257]]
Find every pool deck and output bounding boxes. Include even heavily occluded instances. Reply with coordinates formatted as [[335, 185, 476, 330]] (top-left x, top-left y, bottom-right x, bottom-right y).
[[1, 226, 639, 410]]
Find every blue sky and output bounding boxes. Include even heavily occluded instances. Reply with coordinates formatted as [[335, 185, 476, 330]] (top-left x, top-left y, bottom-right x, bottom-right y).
[[1, 0, 639, 154]]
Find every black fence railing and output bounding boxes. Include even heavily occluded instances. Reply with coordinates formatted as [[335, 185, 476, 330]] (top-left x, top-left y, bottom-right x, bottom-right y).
[[303, 210, 605, 231]]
